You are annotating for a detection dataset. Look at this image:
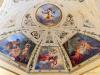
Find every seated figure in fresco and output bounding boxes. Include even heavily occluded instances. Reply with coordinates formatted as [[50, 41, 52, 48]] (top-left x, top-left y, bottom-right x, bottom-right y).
[[9, 39, 21, 60], [71, 40, 93, 66], [36, 49, 58, 69], [9, 46, 21, 60], [19, 42, 31, 64]]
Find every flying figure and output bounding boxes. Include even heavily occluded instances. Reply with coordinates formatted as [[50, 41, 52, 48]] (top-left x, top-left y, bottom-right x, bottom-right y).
[[42, 8, 55, 20]]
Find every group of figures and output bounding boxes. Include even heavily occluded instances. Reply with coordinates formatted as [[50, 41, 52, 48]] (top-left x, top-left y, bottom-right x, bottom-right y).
[[0, 3, 99, 73], [0, 33, 36, 65], [63, 33, 100, 67], [0, 33, 99, 72], [35, 46, 65, 70], [0, 33, 65, 71]]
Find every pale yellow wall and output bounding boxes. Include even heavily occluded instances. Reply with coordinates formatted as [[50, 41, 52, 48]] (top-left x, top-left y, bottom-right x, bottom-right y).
[[0, 64, 100, 75], [0, 67, 17, 75], [82, 66, 100, 75]]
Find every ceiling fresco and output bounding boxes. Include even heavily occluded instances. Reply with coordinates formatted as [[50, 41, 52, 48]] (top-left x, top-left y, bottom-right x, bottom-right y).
[[0, 0, 100, 74]]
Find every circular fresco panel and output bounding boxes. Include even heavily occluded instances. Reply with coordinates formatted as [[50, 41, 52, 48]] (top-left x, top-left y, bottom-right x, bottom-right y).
[[36, 4, 62, 27]]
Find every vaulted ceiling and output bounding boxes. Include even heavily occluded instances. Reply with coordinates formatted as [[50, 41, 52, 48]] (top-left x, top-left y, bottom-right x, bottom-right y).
[[0, 0, 100, 75]]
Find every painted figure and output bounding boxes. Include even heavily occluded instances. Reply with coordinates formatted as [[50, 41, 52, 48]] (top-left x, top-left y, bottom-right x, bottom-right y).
[[9, 39, 21, 60], [0, 33, 36, 65], [36, 4, 62, 26], [37, 49, 58, 69], [42, 8, 54, 21], [70, 40, 94, 65], [20, 42, 31, 64], [35, 47, 64, 70]]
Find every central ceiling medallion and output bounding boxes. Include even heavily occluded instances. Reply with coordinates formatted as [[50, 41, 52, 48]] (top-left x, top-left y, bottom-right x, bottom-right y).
[[36, 4, 62, 27]]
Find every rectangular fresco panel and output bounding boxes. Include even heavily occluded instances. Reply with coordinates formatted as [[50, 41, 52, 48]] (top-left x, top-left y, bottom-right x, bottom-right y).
[[0, 33, 36, 66], [63, 33, 100, 67], [35, 46, 65, 71]]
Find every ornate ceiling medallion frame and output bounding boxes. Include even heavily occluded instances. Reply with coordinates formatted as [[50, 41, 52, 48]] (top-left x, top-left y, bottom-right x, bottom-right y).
[[32, 1, 67, 30]]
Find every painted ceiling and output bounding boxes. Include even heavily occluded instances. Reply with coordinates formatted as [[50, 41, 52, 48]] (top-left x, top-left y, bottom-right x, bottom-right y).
[[0, 0, 100, 75]]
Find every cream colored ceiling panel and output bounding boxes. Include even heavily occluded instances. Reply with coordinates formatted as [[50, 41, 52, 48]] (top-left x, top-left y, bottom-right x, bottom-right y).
[[0, 0, 3, 6], [0, 67, 18, 75]]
